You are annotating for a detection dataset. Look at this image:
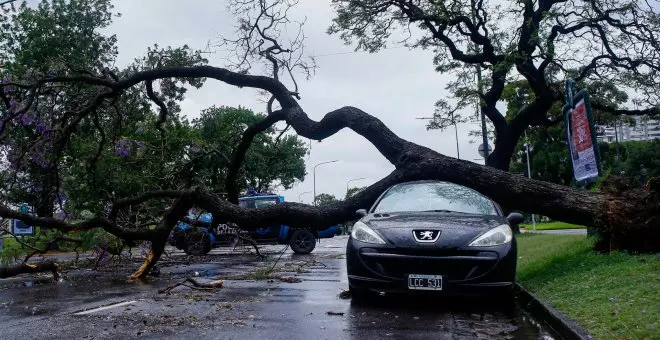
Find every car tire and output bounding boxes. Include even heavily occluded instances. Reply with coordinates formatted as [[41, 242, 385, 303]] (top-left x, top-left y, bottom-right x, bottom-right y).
[[184, 229, 212, 256], [349, 284, 376, 303], [289, 230, 316, 254], [171, 229, 187, 249]]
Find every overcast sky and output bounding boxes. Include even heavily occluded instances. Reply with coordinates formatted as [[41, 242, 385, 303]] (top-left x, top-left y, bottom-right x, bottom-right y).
[[108, 0, 490, 204]]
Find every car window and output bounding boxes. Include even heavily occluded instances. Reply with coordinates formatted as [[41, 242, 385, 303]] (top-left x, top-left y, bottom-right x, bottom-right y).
[[373, 182, 498, 215], [239, 200, 255, 208], [238, 197, 279, 209], [254, 199, 277, 208]]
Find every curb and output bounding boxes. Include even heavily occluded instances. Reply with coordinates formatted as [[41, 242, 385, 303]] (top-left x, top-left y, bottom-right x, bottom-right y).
[[515, 283, 593, 340]]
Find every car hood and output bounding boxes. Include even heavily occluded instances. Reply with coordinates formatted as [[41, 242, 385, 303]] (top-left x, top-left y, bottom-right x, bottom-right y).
[[362, 211, 507, 248]]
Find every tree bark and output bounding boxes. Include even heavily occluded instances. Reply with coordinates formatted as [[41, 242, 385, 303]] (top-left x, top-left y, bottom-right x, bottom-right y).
[[0, 261, 61, 280], [130, 197, 193, 279]]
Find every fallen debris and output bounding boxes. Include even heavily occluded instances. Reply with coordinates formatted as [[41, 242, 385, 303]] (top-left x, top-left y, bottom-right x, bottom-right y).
[[0, 261, 61, 280], [280, 277, 302, 283], [327, 311, 345, 316], [158, 277, 224, 294]]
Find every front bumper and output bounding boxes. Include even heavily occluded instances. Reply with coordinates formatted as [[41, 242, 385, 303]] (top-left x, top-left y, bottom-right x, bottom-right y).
[[346, 237, 517, 296]]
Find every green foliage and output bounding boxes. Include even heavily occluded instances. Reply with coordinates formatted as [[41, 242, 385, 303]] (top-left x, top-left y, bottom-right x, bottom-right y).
[[314, 193, 339, 206], [517, 234, 660, 339], [345, 186, 365, 200], [191, 106, 307, 192], [511, 125, 659, 189], [0, 0, 118, 75], [520, 221, 585, 230]]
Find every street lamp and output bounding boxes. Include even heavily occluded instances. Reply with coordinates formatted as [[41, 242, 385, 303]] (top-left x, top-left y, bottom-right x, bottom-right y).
[[298, 191, 311, 203], [313, 160, 339, 206], [523, 130, 537, 232], [346, 177, 366, 194]]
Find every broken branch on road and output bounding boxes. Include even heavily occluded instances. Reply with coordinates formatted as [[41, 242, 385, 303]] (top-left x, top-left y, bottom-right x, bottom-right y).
[[158, 277, 225, 294]]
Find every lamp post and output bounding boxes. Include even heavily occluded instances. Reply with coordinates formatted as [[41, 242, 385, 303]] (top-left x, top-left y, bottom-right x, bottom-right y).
[[346, 177, 366, 195], [298, 191, 311, 203], [469, 0, 490, 162], [524, 131, 537, 232], [313, 160, 339, 206]]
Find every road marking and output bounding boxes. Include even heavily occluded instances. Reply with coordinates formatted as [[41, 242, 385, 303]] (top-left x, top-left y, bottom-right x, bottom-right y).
[[72, 300, 138, 315]]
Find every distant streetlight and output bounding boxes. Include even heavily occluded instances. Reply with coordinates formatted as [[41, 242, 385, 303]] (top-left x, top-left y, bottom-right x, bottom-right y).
[[298, 191, 311, 203], [523, 130, 537, 232], [313, 160, 339, 206], [346, 177, 366, 194], [416, 116, 460, 159]]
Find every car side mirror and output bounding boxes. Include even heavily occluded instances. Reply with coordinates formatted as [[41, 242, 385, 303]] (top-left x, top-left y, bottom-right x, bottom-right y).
[[356, 209, 368, 217], [506, 212, 524, 225]]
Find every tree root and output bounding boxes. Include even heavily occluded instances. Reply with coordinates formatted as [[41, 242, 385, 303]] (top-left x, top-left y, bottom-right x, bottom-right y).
[[158, 277, 224, 294], [0, 261, 61, 280], [597, 176, 660, 253]]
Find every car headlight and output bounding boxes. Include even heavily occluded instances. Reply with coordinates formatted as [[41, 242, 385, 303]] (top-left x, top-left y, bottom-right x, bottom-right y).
[[351, 221, 386, 244], [468, 224, 512, 247]]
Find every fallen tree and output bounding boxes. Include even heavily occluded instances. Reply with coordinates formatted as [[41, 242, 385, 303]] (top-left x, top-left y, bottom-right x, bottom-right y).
[[0, 261, 61, 280], [1, 63, 658, 277], [0, 0, 657, 281]]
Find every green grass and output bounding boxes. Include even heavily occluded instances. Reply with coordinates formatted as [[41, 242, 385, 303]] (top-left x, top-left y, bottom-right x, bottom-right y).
[[516, 234, 659, 339], [520, 221, 585, 230]]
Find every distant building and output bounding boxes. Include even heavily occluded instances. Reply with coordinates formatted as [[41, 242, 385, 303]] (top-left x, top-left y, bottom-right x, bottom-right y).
[[596, 116, 660, 143]]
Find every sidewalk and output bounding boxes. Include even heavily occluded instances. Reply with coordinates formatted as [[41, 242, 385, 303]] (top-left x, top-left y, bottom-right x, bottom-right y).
[[521, 228, 588, 235]]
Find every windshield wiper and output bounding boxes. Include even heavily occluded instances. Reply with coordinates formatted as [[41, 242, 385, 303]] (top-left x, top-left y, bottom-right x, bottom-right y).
[[424, 209, 462, 213]]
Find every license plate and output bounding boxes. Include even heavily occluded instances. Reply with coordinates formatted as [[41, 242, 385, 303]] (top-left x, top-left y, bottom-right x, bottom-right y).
[[408, 274, 443, 291]]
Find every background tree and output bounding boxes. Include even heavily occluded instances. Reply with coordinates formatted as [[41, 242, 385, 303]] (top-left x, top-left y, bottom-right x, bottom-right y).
[[329, 0, 659, 170], [185, 105, 307, 193], [345, 186, 366, 200], [314, 193, 340, 206], [0, 0, 657, 280], [0, 0, 308, 271]]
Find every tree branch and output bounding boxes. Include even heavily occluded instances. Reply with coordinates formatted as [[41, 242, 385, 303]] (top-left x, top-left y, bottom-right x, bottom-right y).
[[226, 111, 286, 203]]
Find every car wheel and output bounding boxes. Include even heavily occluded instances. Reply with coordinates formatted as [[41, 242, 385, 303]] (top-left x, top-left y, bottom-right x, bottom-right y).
[[184, 229, 212, 256], [349, 284, 376, 303], [289, 230, 316, 254], [171, 229, 187, 249]]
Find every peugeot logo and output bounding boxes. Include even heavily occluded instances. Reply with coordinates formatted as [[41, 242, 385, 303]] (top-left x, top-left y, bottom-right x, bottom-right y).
[[413, 230, 441, 243]]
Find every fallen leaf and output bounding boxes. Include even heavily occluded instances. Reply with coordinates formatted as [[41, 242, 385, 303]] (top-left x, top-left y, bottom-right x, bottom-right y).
[[280, 277, 302, 283]]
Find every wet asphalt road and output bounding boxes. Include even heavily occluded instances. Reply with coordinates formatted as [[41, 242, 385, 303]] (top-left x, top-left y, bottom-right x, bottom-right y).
[[0, 236, 558, 339]]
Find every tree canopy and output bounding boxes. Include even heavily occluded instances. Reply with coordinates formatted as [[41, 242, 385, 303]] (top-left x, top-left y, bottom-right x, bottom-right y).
[[329, 0, 659, 170]]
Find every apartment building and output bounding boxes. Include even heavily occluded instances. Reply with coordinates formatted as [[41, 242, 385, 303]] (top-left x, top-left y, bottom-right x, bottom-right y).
[[596, 116, 660, 143]]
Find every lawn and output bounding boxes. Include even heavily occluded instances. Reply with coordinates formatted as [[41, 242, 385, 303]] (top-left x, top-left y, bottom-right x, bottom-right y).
[[516, 234, 659, 339], [520, 221, 585, 230]]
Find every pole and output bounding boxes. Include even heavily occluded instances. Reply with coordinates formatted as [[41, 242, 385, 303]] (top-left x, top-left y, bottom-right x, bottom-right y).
[[614, 120, 622, 175], [346, 177, 366, 195], [313, 160, 339, 206], [452, 111, 460, 159], [524, 131, 537, 232], [298, 191, 311, 203], [470, 0, 489, 163]]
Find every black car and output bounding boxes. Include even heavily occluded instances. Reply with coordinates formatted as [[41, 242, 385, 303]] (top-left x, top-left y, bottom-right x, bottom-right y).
[[346, 180, 523, 299]]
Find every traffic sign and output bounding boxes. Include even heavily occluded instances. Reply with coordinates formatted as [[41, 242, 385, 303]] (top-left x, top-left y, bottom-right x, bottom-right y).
[[478, 143, 492, 157]]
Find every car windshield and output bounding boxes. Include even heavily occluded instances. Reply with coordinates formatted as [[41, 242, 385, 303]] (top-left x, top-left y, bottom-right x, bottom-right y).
[[372, 182, 498, 215], [239, 197, 279, 209]]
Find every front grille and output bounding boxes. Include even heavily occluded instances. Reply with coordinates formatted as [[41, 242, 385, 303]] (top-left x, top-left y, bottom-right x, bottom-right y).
[[361, 250, 498, 282]]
